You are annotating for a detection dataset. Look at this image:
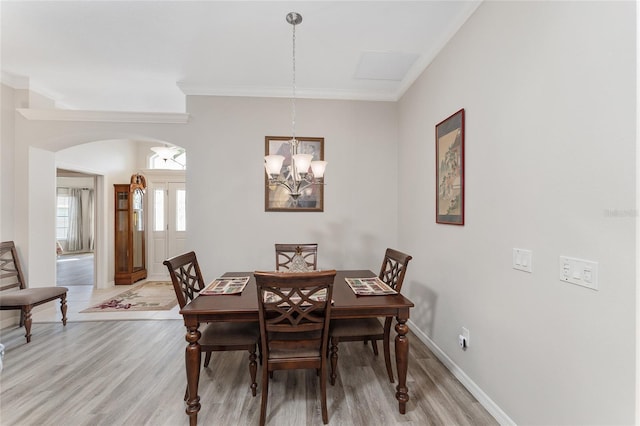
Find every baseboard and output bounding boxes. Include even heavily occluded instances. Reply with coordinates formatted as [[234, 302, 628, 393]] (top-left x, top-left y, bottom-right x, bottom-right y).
[[407, 319, 516, 426], [146, 274, 169, 282]]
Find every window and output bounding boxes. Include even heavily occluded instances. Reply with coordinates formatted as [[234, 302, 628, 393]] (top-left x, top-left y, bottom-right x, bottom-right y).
[[149, 152, 186, 170], [56, 188, 70, 240], [154, 189, 165, 231], [176, 189, 186, 231]]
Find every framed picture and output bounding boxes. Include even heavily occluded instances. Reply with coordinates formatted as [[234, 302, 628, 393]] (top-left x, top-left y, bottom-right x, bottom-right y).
[[265, 136, 324, 212], [435, 109, 465, 225]]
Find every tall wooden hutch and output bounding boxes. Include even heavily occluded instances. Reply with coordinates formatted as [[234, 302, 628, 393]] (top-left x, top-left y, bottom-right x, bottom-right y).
[[114, 174, 147, 285]]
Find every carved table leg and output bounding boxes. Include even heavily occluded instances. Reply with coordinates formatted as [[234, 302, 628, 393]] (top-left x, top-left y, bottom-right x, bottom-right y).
[[185, 325, 201, 426], [249, 348, 258, 397], [394, 318, 410, 414]]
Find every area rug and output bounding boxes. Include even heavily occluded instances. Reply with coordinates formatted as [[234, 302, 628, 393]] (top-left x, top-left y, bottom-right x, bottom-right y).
[[80, 281, 177, 313]]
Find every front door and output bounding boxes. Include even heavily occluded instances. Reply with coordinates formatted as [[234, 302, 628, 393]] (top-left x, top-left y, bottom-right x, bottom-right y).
[[149, 181, 186, 278]]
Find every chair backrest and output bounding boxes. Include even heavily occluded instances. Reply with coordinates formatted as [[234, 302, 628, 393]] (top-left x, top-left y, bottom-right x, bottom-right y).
[[254, 270, 336, 358], [274, 243, 318, 272], [163, 251, 206, 309], [378, 248, 413, 293], [0, 241, 27, 291]]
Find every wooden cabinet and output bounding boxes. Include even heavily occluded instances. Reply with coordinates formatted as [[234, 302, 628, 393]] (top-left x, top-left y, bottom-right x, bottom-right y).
[[114, 181, 147, 285]]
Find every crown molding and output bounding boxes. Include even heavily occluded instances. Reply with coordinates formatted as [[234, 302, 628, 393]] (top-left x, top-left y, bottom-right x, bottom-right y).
[[177, 83, 398, 102], [395, 0, 483, 100], [1, 71, 30, 90], [16, 108, 190, 124]]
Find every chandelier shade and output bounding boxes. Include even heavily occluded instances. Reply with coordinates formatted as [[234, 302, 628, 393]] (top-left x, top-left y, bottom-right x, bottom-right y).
[[265, 155, 285, 177]]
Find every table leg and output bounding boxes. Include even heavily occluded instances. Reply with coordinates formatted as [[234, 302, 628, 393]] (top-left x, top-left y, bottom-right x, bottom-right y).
[[394, 318, 410, 414], [185, 325, 201, 426]]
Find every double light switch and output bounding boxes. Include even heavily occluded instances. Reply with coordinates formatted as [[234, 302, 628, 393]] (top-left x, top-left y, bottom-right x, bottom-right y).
[[513, 248, 533, 273]]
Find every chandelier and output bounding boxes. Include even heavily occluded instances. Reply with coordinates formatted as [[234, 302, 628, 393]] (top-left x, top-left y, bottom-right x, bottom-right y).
[[264, 12, 327, 203], [151, 145, 184, 167]]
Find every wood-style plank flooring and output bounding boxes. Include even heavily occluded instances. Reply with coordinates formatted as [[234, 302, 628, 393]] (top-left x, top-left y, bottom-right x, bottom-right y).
[[57, 252, 94, 286], [0, 320, 498, 425]]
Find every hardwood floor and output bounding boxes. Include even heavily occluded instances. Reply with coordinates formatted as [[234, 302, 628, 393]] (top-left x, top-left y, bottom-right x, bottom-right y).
[[0, 320, 497, 425], [57, 253, 94, 286]]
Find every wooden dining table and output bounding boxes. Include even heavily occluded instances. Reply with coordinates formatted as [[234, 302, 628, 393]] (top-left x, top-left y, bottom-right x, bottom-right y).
[[179, 269, 414, 425]]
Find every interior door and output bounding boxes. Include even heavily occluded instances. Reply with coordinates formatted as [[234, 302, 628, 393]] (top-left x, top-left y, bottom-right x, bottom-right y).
[[149, 181, 186, 278]]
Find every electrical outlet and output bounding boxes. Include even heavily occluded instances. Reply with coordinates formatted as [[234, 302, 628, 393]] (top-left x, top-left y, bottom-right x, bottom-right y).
[[559, 256, 598, 290], [458, 334, 467, 349]]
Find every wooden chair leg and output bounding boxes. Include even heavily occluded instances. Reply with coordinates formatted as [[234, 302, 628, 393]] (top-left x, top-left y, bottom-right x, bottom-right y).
[[60, 294, 68, 326], [249, 347, 258, 397], [260, 365, 269, 426], [203, 351, 212, 368], [23, 307, 32, 343], [329, 337, 338, 386], [320, 364, 328, 424], [370, 338, 379, 356]]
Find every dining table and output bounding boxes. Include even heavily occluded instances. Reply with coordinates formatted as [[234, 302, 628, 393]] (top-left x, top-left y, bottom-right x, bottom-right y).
[[179, 269, 415, 425]]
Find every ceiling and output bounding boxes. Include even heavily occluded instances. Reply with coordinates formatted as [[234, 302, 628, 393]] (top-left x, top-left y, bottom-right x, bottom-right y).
[[1, 1, 481, 113]]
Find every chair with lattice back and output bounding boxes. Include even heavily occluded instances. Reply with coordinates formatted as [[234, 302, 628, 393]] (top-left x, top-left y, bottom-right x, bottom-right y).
[[275, 243, 318, 272], [163, 251, 259, 398], [329, 248, 412, 385], [254, 269, 336, 426], [0, 241, 68, 343]]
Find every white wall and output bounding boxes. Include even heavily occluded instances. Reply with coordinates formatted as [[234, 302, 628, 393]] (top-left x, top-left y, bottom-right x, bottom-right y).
[[183, 95, 398, 280], [398, 2, 636, 425], [1, 83, 16, 241]]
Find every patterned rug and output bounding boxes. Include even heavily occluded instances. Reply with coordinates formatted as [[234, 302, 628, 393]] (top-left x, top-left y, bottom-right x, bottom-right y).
[[80, 281, 177, 312]]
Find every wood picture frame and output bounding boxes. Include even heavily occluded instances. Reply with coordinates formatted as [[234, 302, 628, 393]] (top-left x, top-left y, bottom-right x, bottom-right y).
[[435, 109, 465, 225], [265, 136, 324, 212]]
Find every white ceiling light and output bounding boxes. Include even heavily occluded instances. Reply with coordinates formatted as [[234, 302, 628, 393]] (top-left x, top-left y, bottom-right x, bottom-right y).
[[151, 145, 180, 161]]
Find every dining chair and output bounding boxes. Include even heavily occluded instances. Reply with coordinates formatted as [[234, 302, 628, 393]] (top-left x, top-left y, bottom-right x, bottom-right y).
[[254, 269, 336, 426], [274, 243, 318, 272], [329, 248, 412, 385], [163, 251, 260, 398], [0, 241, 68, 343]]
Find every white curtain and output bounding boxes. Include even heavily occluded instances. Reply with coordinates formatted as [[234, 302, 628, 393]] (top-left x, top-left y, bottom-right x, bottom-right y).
[[65, 188, 95, 252], [85, 189, 95, 251], [66, 188, 83, 252]]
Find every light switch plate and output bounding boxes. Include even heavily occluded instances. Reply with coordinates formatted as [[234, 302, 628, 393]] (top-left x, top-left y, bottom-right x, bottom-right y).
[[513, 248, 533, 273], [559, 256, 598, 290]]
